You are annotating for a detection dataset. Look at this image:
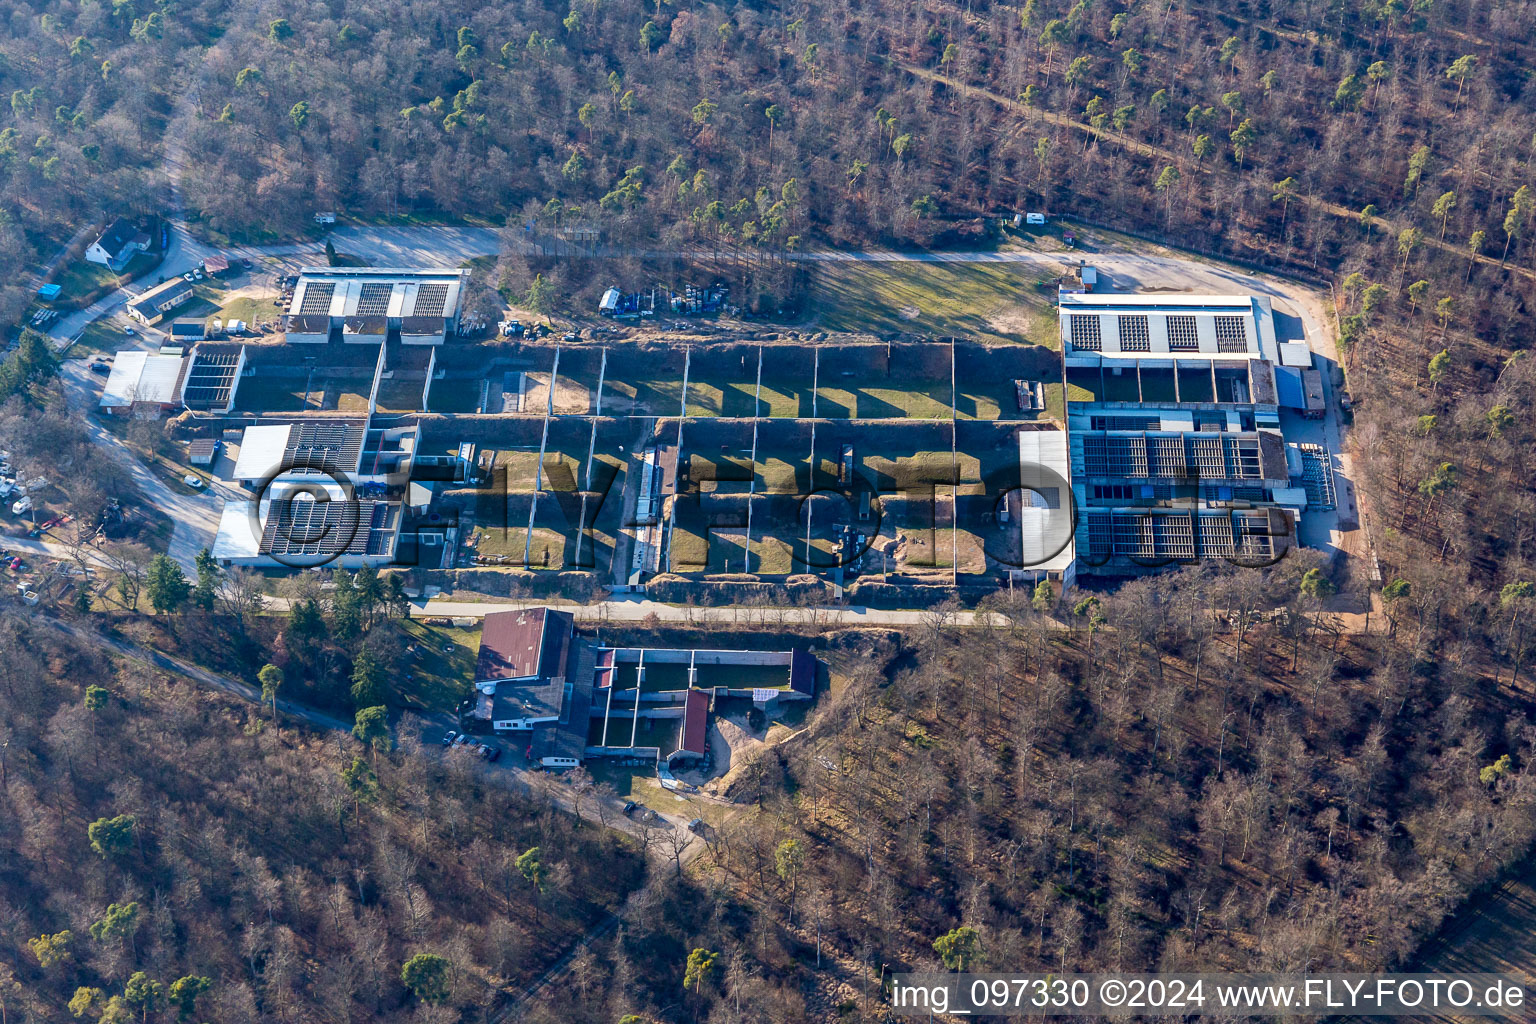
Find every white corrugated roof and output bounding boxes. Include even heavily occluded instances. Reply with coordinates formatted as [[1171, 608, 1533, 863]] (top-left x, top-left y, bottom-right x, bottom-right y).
[[99, 351, 184, 407], [232, 424, 293, 481], [100, 351, 147, 407], [1278, 342, 1313, 367], [137, 353, 185, 403], [211, 500, 263, 560], [1018, 430, 1075, 572]]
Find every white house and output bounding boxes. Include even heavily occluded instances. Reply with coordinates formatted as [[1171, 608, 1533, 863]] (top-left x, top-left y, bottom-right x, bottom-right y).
[[86, 218, 150, 273]]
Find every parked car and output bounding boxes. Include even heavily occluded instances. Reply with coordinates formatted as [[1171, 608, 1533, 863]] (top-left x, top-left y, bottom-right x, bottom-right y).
[[485, 746, 501, 762], [9, 558, 26, 572], [90, 362, 109, 374], [441, 731, 459, 747], [122, 326, 135, 335], [182, 474, 204, 489], [622, 801, 638, 816], [193, 269, 204, 281], [687, 818, 707, 834], [242, 257, 254, 269], [183, 272, 195, 282]]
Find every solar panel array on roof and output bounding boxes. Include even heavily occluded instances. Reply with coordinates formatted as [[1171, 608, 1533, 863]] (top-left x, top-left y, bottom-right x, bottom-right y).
[[284, 421, 365, 475], [356, 282, 393, 316], [262, 498, 369, 557], [182, 350, 241, 410], [258, 499, 396, 558], [412, 283, 449, 317], [299, 282, 335, 314], [365, 503, 398, 554]]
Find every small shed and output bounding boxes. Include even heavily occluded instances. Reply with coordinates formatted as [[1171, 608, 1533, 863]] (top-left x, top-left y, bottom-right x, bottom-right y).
[[1278, 342, 1313, 368], [1301, 368, 1326, 419], [1015, 379, 1046, 412], [188, 439, 219, 466], [202, 254, 231, 276], [36, 283, 61, 301], [169, 318, 206, 342]]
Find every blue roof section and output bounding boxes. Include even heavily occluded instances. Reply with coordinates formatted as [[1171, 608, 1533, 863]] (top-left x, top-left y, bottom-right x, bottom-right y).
[[36, 283, 60, 300], [1274, 365, 1305, 409], [789, 649, 817, 695]]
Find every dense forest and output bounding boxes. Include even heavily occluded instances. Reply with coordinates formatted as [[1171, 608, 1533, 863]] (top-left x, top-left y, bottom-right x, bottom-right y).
[[0, 608, 651, 1024], [744, 565, 1536, 986], [7, 0, 1536, 272], [5, 553, 1535, 1023]]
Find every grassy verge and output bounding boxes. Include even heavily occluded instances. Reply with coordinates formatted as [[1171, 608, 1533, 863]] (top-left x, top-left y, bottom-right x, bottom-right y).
[[427, 378, 483, 413], [393, 619, 480, 712], [472, 526, 568, 568], [68, 318, 134, 359], [494, 451, 583, 492], [813, 258, 1058, 346], [214, 288, 280, 325], [235, 374, 323, 412], [54, 251, 162, 308], [374, 378, 425, 413]]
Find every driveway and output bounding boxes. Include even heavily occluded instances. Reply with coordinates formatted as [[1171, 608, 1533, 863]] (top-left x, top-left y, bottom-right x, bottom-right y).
[[48, 223, 220, 346], [57, 357, 223, 571]]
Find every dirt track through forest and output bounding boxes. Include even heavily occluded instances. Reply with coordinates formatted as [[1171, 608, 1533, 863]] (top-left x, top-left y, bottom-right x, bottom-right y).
[[886, 58, 1536, 284]]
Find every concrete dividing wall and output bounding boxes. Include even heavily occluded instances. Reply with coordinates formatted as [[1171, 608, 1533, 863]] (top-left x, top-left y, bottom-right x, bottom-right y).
[[608, 647, 790, 665], [585, 746, 661, 759], [619, 647, 689, 664], [608, 689, 689, 706], [367, 340, 387, 414], [421, 347, 437, 410], [720, 686, 811, 701], [690, 649, 792, 666]]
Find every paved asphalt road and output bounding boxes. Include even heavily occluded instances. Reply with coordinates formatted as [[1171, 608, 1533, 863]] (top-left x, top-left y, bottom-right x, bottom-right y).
[[54, 355, 226, 570]]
